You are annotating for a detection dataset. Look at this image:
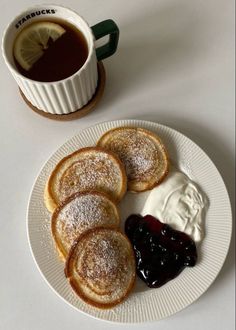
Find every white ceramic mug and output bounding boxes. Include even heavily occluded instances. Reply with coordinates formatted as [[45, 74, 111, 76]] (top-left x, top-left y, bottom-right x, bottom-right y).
[[2, 4, 119, 115]]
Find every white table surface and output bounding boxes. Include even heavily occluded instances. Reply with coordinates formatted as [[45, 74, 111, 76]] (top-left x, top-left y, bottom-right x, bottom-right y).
[[0, 0, 235, 329]]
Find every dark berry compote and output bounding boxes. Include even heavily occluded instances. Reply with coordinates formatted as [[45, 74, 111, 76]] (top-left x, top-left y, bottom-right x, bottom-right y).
[[125, 214, 198, 288]]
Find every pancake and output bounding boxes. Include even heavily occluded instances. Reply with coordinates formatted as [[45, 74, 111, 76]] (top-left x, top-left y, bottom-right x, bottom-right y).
[[97, 127, 169, 192], [51, 191, 120, 260], [65, 227, 136, 309], [44, 147, 127, 212]]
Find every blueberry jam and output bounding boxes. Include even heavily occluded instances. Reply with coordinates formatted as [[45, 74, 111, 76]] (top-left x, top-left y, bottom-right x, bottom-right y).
[[125, 214, 198, 288]]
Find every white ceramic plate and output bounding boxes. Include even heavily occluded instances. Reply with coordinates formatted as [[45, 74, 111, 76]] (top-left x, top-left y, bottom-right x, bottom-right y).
[[27, 119, 232, 323]]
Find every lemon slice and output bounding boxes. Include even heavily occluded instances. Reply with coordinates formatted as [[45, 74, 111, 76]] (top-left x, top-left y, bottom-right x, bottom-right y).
[[13, 21, 66, 71]]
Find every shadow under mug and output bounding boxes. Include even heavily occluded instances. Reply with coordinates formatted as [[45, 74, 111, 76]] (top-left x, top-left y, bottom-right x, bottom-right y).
[[2, 4, 119, 115]]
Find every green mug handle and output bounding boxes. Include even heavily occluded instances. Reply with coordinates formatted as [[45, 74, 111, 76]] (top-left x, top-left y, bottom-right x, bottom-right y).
[[91, 19, 119, 61]]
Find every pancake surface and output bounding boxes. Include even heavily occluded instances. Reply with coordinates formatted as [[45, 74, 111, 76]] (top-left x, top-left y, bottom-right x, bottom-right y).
[[97, 127, 169, 192], [65, 227, 136, 309], [51, 191, 120, 259], [45, 147, 127, 212]]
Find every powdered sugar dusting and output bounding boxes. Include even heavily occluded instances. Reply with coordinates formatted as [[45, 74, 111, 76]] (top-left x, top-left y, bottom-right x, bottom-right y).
[[83, 238, 119, 280], [74, 230, 135, 301], [59, 153, 122, 202], [100, 129, 163, 180], [56, 194, 118, 253]]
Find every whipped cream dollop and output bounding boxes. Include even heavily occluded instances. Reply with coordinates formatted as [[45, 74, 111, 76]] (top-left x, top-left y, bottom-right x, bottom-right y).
[[141, 170, 208, 242]]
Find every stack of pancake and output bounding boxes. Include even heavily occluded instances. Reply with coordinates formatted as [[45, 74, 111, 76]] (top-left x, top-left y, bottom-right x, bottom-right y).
[[44, 127, 169, 309]]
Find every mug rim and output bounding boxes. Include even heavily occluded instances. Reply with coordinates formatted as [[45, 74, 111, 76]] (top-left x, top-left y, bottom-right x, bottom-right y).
[[1, 4, 96, 85]]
